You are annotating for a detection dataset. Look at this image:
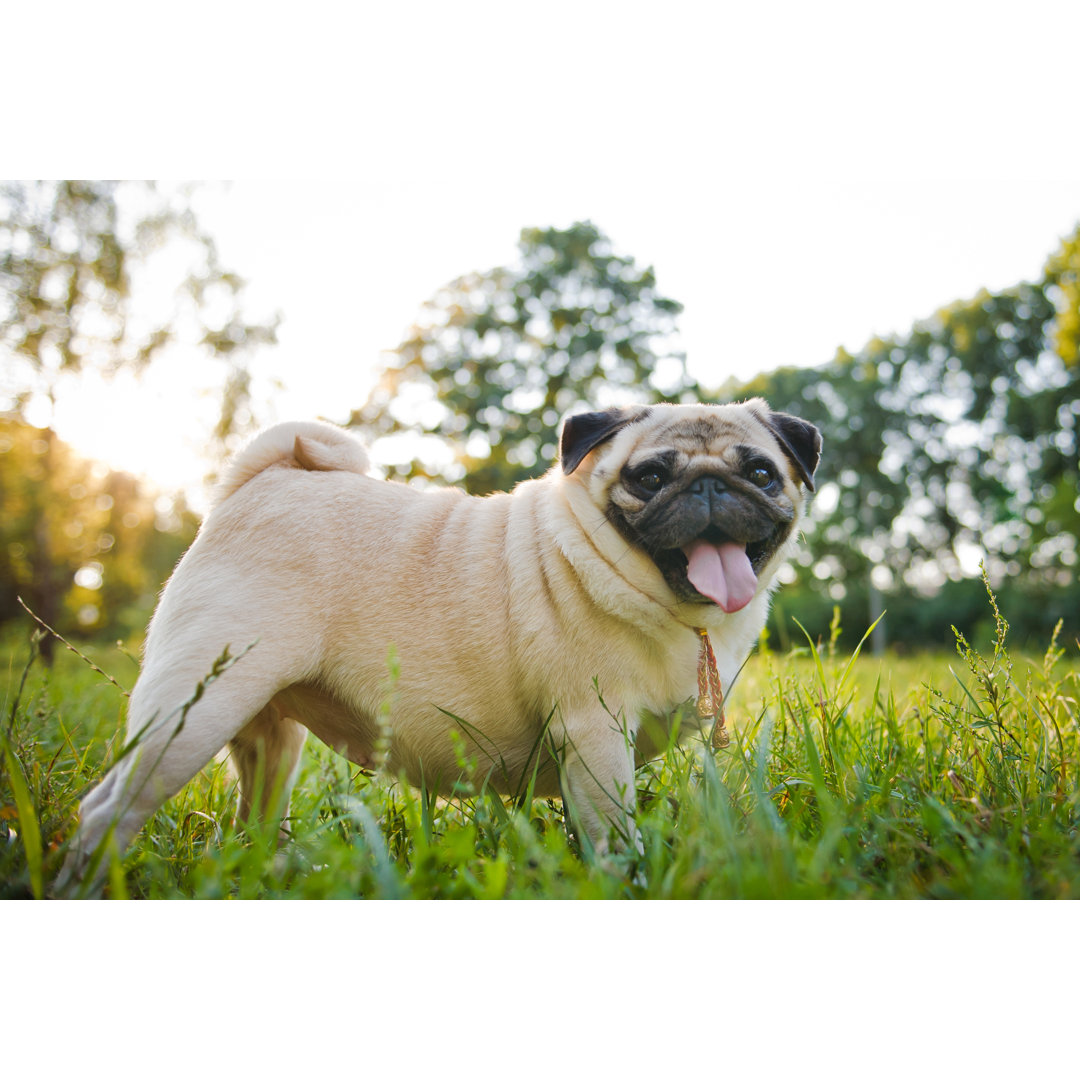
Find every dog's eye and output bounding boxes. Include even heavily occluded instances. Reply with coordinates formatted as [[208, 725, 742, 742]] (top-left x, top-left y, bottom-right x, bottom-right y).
[[635, 468, 667, 494], [747, 464, 776, 488]]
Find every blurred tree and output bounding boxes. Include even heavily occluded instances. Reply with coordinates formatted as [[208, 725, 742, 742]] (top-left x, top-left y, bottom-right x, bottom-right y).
[[0, 180, 277, 659], [0, 418, 198, 644], [0, 180, 279, 442], [351, 221, 697, 493], [741, 223, 1080, 649], [1045, 225, 1080, 369]]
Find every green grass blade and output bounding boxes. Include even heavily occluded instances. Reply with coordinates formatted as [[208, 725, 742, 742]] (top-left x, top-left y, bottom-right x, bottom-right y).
[[2, 737, 43, 900], [797, 707, 837, 826], [949, 664, 988, 720], [351, 799, 405, 898], [792, 617, 829, 699], [837, 612, 886, 694]]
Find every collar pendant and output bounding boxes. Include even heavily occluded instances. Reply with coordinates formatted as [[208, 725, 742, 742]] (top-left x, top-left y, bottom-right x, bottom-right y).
[[694, 626, 730, 749]]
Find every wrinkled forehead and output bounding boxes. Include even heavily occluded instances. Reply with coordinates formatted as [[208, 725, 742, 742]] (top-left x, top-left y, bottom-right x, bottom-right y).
[[626, 408, 778, 467]]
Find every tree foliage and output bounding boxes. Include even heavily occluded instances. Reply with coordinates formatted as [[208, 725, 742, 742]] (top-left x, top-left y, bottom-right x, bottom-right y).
[[0, 418, 198, 642], [739, 223, 1080, 647], [352, 221, 697, 493], [0, 180, 279, 442]]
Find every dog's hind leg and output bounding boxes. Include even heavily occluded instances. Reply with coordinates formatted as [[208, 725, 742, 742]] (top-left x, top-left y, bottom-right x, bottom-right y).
[[227, 699, 308, 833], [55, 635, 305, 895]]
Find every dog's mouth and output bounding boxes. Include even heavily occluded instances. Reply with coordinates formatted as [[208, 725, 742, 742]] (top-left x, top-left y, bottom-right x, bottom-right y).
[[655, 529, 775, 612]]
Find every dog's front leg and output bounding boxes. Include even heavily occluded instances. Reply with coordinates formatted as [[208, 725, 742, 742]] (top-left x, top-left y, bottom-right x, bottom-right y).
[[556, 710, 644, 859]]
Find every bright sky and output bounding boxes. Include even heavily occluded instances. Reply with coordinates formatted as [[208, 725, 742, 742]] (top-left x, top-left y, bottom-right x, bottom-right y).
[[10, 1, 1080, 507]]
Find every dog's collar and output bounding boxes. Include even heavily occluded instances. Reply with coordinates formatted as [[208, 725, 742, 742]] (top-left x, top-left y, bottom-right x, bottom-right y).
[[694, 627, 729, 749]]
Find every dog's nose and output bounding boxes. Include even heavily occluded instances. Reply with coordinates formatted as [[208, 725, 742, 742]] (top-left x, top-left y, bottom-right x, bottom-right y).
[[688, 476, 727, 499]]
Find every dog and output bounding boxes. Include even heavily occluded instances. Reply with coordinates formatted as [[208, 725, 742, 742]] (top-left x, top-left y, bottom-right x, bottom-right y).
[[57, 399, 820, 890]]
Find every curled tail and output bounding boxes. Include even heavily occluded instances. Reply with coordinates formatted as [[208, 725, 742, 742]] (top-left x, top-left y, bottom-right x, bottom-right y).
[[211, 421, 371, 509]]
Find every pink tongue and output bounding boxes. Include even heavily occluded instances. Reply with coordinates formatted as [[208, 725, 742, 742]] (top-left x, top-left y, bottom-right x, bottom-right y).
[[682, 539, 757, 613]]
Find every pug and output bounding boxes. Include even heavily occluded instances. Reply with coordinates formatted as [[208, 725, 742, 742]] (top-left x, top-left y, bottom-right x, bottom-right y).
[[57, 400, 820, 890]]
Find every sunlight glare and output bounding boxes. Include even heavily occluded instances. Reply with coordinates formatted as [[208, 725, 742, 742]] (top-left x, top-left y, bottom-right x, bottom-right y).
[[52, 366, 219, 504]]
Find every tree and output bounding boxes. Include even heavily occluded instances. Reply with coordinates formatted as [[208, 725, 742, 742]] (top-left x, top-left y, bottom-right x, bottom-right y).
[[736, 223, 1080, 648], [1, 181, 278, 441], [0, 417, 198, 642], [0, 181, 278, 658], [351, 221, 697, 493], [1045, 225, 1080, 370]]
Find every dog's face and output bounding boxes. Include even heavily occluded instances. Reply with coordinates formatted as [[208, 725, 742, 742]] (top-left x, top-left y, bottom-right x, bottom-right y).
[[560, 400, 821, 612]]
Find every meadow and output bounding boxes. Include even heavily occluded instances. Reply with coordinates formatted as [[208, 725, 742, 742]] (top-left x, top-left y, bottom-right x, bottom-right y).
[[2, 584, 1078, 900]]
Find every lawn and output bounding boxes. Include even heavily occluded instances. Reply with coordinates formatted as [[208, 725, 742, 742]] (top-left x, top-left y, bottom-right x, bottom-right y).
[[2, 587, 1078, 900]]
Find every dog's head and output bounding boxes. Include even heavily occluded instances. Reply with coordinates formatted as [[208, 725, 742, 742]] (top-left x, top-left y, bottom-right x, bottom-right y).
[[560, 400, 821, 611]]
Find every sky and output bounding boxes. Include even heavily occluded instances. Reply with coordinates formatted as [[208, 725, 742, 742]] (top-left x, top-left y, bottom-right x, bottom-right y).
[[8, 1, 1080, 505]]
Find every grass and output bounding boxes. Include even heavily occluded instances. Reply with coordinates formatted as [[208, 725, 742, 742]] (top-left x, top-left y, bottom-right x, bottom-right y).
[[2, 579, 1079, 900]]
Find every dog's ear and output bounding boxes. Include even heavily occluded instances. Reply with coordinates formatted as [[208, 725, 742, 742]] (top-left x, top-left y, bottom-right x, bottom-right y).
[[560, 407, 650, 474], [764, 409, 822, 492]]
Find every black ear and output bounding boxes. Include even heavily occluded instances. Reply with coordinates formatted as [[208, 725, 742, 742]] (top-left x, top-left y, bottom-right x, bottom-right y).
[[560, 407, 650, 474], [765, 411, 822, 492]]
